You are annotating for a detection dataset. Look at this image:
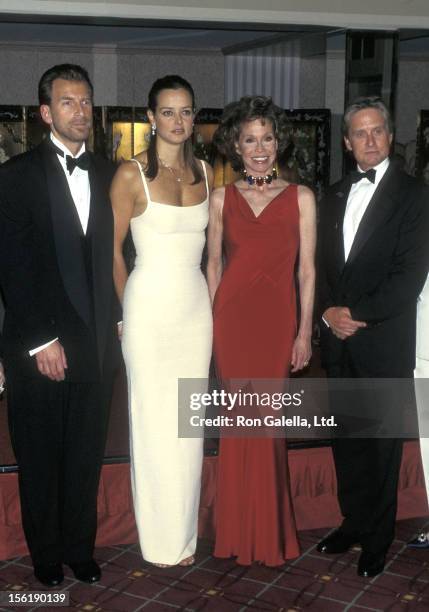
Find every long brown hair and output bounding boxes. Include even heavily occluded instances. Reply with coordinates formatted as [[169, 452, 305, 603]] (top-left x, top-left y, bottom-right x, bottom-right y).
[[145, 75, 202, 184]]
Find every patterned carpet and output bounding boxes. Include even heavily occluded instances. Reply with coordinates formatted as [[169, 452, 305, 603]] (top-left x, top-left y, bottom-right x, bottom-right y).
[[1, 518, 429, 611]]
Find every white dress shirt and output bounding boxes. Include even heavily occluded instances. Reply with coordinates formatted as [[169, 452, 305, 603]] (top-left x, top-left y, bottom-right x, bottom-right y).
[[50, 133, 91, 234], [343, 157, 390, 260], [29, 133, 91, 356]]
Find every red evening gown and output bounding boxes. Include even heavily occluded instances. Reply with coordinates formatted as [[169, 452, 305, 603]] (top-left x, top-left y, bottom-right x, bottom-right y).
[[213, 182, 300, 566]]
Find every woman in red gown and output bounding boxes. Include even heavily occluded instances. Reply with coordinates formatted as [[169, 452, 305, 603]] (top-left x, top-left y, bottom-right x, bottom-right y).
[[207, 96, 316, 566]]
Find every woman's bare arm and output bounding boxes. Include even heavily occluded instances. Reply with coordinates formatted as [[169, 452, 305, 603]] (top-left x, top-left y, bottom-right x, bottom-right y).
[[206, 186, 225, 304], [291, 185, 317, 372], [110, 162, 140, 305]]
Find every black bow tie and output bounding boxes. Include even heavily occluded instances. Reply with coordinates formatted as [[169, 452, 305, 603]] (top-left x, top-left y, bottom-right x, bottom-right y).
[[51, 142, 90, 174], [350, 168, 376, 184], [65, 152, 90, 174]]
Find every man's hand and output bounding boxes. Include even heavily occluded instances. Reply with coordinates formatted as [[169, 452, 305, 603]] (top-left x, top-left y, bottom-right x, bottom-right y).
[[323, 306, 367, 340], [34, 340, 68, 381]]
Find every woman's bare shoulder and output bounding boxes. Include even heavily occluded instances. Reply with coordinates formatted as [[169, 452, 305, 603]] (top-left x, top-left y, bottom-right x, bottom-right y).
[[198, 158, 214, 175], [296, 184, 316, 206], [296, 183, 315, 198], [211, 184, 226, 203], [114, 158, 139, 179]]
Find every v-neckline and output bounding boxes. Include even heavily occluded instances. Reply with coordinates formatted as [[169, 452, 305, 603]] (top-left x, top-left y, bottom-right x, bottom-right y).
[[233, 183, 292, 220]]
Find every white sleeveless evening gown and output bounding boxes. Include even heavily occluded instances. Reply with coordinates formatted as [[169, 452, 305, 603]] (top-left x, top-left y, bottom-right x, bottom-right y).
[[122, 159, 212, 565]]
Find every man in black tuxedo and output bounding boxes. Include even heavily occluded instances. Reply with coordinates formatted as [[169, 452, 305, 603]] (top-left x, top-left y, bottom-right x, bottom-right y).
[[317, 97, 429, 577], [0, 64, 120, 586]]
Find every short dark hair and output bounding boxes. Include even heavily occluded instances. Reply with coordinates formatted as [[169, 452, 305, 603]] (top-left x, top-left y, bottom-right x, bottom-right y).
[[342, 96, 393, 137], [38, 64, 93, 105], [213, 96, 290, 171]]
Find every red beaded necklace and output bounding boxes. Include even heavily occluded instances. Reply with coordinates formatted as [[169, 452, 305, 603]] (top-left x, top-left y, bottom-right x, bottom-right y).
[[243, 167, 278, 186]]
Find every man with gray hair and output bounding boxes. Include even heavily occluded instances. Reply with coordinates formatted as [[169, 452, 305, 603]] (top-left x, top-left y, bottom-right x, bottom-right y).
[[317, 97, 429, 576]]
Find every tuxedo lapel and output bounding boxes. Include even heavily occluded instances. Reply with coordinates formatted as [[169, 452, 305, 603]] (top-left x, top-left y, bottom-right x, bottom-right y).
[[88, 157, 112, 368], [41, 139, 92, 327], [345, 163, 397, 269], [331, 179, 351, 274]]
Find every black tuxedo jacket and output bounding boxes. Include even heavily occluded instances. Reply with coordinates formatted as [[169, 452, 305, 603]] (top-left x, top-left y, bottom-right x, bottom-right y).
[[318, 161, 429, 377], [0, 139, 120, 382]]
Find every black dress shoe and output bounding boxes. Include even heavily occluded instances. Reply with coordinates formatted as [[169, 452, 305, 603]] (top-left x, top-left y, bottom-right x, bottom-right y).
[[67, 559, 101, 583], [317, 529, 358, 554], [34, 563, 64, 587], [357, 551, 386, 577], [407, 532, 429, 548]]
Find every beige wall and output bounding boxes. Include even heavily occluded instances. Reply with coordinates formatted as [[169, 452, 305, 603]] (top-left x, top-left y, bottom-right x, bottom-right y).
[[396, 57, 429, 146], [299, 56, 326, 109], [0, 45, 224, 108]]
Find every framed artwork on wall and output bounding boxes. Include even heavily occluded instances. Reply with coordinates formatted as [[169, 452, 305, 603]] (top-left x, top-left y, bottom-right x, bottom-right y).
[[107, 107, 133, 161], [280, 109, 331, 200], [105, 107, 150, 162], [0, 105, 330, 200], [415, 110, 429, 184], [24, 106, 47, 150], [0, 106, 25, 163], [133, 108, 151, 158], [194, 108, 238, 188]]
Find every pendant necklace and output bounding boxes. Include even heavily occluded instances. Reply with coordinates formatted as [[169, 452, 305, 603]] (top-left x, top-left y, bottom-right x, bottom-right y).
[[158, 155, 185, 183]]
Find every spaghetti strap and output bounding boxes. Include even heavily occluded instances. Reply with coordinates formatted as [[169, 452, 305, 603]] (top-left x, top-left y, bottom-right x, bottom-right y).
[[132, 158, 208, 205], [200, 159, 209, 199], [131, 158, 152, 204]]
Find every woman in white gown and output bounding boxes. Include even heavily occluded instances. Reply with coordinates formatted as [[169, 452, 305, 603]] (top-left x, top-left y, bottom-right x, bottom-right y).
[[111, 75, 213, 567]]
